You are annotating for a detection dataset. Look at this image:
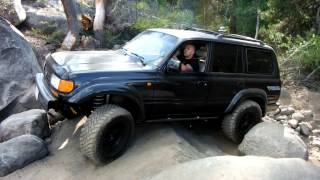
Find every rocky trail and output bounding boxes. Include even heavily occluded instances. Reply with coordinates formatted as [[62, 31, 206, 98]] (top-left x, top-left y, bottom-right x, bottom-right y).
[[3, 118, 237, 180]]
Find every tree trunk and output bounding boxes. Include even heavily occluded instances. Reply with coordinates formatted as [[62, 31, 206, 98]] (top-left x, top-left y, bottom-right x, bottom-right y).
[[230, 15, 237, 34], [255, 9, 260, 39], [93, 0, 106, 43], [61, 0, 80, 50], [255, 0, 260, 39], [229, 0, 237, 34], [316, 6, 320, 35]]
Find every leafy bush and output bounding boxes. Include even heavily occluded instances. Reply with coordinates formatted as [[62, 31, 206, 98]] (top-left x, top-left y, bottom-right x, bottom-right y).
[[259, 25, 294, 53], [30, 22, 65, 45], [103, 30, 122, 49], [137, 1, 150, 11], [46, 31, 65, 44], [132, 17, 170, 31], [289, 35, 320, 71], [102, 28, 139, 49]]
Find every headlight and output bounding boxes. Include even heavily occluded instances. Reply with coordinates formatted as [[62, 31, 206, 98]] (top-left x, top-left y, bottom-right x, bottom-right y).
[[50, 74, 60, 90], [50, 74, 74, 93]]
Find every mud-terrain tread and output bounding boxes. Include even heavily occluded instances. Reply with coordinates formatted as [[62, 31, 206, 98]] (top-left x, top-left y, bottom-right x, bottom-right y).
[[80, 104, 134, 164], [222, 100, 262, 144]]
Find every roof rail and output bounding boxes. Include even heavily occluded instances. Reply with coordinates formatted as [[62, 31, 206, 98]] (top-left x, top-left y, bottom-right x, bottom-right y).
[[222, 34, 265, 45], [184, 27, 221, 36], [185, 27, 265, 46]]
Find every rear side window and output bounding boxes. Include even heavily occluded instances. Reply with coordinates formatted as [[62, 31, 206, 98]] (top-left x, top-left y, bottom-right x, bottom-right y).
[[211, 43, 242, 73], [247, 49, 274, 74]]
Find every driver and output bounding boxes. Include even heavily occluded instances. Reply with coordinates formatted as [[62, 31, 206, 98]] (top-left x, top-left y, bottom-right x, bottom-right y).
[[173, 44, 199, 72]]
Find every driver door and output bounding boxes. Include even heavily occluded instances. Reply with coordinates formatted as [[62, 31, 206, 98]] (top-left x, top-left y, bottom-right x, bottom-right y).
[[150, 41, 210, 119], [151, 72, 209, 119]]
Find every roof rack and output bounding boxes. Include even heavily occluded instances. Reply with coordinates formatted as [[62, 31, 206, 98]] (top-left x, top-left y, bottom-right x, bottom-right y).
[[184, 27, 265, 46]]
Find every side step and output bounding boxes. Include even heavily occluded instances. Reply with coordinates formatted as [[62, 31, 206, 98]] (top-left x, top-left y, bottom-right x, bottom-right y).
[[146, 116, 219, 123]]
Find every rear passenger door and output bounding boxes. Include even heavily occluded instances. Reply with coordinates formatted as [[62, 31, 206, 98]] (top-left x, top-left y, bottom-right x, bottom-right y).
[[205, 42, 245, 116]]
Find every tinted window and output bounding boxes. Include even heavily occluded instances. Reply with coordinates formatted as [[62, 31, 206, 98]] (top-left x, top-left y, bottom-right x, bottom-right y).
[[211, 43, 242, 73], [247, 49, 274, 74]]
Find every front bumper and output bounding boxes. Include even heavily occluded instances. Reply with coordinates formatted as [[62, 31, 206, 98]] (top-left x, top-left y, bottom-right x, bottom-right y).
[[35, 73, 57, 110]]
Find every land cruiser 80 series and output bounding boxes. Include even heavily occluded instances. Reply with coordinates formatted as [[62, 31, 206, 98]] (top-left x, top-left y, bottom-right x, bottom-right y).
[[36, 28, 281, 164]]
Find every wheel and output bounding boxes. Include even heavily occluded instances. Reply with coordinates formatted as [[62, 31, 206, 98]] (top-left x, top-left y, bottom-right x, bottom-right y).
[[80, 104, 134, 165], [222, 100, 262, 144]]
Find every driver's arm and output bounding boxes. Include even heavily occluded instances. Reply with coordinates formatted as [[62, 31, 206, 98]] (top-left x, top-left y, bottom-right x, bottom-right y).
[[180, 63, 193, 72], [172, 51, 179, 60]]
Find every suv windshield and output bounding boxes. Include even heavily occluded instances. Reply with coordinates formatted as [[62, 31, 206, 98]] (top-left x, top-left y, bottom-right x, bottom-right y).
[[122, 30, 178, 66]]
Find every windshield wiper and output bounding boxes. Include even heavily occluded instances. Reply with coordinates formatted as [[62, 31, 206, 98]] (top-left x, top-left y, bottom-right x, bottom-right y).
[[130, 52, 145, 66], [120, 48, 129, 55], [121, 48, 145, 66]]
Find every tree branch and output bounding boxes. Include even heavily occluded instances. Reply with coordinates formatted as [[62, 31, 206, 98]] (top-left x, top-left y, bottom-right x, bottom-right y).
[[304, 66, 320, 81]]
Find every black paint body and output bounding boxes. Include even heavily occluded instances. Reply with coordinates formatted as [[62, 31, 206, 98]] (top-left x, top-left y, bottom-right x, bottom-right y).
[[36, 29, 281, 123]]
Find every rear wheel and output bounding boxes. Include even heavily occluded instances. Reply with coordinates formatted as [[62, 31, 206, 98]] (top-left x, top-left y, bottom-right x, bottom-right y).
[[222, 100, 262, 144], [80, 104, 134, 165]]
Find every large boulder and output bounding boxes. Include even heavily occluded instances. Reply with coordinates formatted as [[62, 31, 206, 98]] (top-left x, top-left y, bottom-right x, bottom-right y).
[[0, 0, 26, 25], [0, 84, 42, 121], [0, 109, 50, 142], [0, 134, 48, 177], [23, 5, 67, 31], [0, 17, 41, 121], [149, 156, 320, 180], [239, 122, 308, 160]]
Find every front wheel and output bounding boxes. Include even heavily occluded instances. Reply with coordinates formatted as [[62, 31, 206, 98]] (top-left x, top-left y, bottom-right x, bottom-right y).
[[80, 104, 134, 165], [222, 100, 262, 144]]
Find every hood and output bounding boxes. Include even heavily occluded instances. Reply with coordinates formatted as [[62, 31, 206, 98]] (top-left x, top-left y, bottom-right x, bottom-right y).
[[50, 50, 145, 73]]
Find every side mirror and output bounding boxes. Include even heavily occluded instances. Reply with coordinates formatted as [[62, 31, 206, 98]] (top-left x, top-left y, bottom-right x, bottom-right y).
[[167, 59, 181, 73]]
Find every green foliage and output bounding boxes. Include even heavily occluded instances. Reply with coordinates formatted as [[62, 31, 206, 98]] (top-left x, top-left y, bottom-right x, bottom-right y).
[[30, 22, 65, 45], [259, 25, 294, 52], [132, 0, 195, 31], [103, 30, 122, 49], [232, 0, 266, 37], [132, 17, 171, 31], [102, 28, 139, 49], [45, 31, 65, 44], [137, 1, 150, 11], [265, 0, 318, 36], [290, 35, 320, 71]]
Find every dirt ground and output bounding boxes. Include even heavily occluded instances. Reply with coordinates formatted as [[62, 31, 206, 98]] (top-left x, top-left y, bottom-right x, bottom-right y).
[[3, 117, 238, 180], [279, 86, 320, 120]]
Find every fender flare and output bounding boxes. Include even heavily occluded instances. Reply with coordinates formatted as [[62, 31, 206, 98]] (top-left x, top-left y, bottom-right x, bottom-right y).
[[68, 83, 145, 121], [225, 88, 268, 115]]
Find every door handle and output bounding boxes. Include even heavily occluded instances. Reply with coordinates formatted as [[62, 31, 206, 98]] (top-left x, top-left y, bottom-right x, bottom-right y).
[[197, 81, 208, 87]]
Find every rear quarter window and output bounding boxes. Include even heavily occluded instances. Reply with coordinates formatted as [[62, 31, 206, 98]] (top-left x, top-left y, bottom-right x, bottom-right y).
[[246, 49, 274, 75]]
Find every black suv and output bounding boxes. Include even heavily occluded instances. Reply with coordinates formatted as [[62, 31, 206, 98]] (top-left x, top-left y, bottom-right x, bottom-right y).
[[35, 28, 281, 164]]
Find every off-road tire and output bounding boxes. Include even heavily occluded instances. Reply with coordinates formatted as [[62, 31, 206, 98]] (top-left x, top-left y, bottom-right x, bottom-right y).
[[80, 104, 134, 165], [222, 100, 262, 144]]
